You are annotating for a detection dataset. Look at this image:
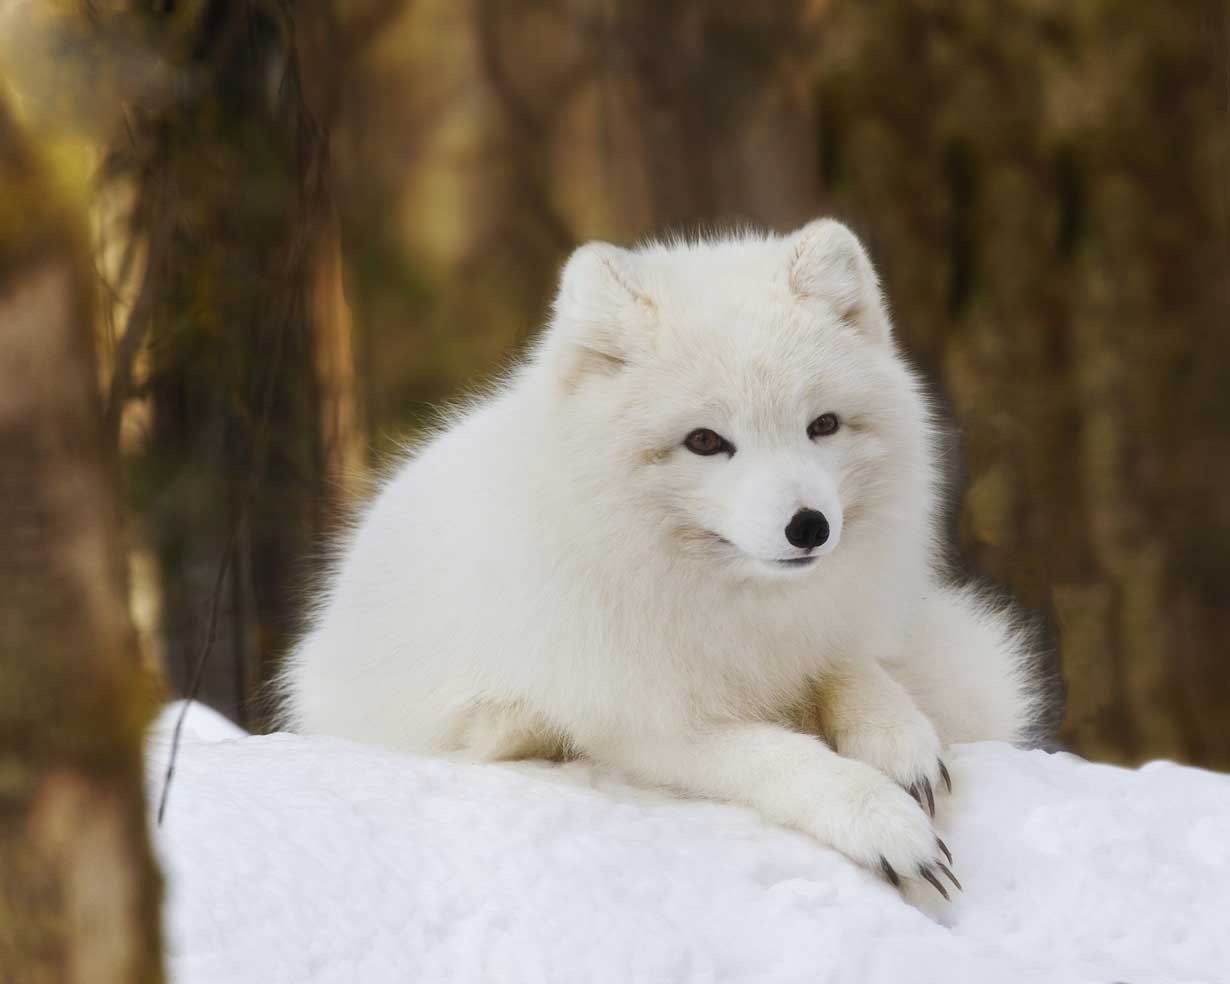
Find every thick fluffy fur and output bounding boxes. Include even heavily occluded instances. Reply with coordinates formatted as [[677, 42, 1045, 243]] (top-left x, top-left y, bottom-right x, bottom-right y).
[[280, 220, 1048, 887]]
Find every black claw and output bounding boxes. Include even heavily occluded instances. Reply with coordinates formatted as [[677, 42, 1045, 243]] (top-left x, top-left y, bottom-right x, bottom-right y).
[[907, 783, 922, 807], [923, 777, 935, 818], [880, 856, 900, 887], [938, 759, 952, 793], [936, 861, 963, 892], [936, 836, 953, 866], [919, 865, 950, 900]]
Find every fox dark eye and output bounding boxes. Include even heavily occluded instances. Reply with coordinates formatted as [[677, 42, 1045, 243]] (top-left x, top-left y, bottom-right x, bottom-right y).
[[808, 413, 841, 438], [684, 428, 731, 456]]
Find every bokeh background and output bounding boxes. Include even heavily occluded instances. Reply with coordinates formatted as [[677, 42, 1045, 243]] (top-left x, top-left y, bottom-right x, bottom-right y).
[[3, 0, 1228, 767]]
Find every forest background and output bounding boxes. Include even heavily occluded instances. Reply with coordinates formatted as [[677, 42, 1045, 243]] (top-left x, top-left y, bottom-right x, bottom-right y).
[[3, 0, 1227, 773]]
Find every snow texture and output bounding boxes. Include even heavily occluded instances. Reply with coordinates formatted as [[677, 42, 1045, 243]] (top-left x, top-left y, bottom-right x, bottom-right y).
[[147, 702, 1230, 984]]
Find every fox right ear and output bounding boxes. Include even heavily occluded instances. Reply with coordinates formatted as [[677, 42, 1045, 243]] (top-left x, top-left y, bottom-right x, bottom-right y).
[[549, 242, 655, 381]]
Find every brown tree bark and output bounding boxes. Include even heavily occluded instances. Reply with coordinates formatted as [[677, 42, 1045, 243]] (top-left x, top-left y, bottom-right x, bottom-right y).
[[0, 103, 163, 983], [112, 1, 362, 728]]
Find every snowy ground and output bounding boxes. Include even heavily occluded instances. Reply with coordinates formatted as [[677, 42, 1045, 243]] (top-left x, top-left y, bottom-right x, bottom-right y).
[[147, 703, 1230, 984]]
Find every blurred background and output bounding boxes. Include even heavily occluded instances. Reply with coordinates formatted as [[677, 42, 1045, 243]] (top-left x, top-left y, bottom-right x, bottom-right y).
[[2, 0, 1227, 768]]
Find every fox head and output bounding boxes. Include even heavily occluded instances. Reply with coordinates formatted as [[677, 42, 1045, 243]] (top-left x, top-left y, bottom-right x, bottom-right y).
[[538, 220, 940, 581]]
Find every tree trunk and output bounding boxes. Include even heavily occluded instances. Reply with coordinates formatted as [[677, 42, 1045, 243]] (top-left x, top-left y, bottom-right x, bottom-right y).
[[116, 1, 361, 729], [0, 101, 163, 984]]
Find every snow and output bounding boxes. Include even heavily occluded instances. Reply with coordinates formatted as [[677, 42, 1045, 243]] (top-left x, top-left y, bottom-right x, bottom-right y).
[[147, 702, 1230, 984]]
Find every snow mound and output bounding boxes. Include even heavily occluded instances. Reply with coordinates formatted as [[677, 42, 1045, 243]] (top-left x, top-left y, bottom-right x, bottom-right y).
[[149, 699, 248, 745], [146, 702, 1230, 984]]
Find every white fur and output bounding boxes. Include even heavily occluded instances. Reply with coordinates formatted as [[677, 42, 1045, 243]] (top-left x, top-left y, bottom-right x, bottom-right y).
[[279, 220, 1047, 887]]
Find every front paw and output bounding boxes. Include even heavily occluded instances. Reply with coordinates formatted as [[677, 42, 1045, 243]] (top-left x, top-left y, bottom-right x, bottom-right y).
[[833, 705, 950, 816], [811, 760, 959, 899]]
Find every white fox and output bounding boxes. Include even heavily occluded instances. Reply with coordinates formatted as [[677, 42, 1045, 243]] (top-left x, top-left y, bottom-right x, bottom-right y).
[[281, 220, 1049, 895]]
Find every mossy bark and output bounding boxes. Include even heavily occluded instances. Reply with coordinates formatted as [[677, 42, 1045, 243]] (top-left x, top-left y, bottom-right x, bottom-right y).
[[0, 103, 163, 983]]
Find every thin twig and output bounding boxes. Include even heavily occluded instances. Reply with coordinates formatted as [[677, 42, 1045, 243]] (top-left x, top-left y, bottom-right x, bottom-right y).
[[156, 534, 236, 824], [155, 284, 292, 820]]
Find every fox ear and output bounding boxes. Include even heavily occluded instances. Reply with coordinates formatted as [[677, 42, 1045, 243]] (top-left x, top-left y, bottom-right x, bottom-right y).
[[787, 220, 892, 344], [549, 241, 654, 381]]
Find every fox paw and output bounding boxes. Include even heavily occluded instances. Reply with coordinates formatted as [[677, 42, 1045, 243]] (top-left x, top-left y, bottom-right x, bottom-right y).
[[815, 762, 959, 899], [833, 705, 950, 818]]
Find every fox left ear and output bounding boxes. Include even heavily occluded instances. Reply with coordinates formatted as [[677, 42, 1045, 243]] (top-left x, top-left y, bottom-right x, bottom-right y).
[[787, 219, 892, 344]]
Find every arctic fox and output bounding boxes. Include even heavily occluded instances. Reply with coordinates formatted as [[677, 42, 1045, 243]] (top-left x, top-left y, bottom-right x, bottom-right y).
[[281, 220, 1048, 895]]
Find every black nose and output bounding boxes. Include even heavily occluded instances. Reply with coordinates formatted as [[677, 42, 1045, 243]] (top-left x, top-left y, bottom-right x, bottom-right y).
[[785, 509, 829, 550]]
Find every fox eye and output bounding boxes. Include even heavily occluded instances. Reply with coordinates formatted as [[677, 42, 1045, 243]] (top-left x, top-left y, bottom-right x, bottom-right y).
[[684, 428, 731, 456], [808, 413, 841, 438]]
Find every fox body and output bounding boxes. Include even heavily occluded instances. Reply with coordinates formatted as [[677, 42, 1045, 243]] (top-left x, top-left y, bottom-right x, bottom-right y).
[[281, 220, 1047, 890]]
